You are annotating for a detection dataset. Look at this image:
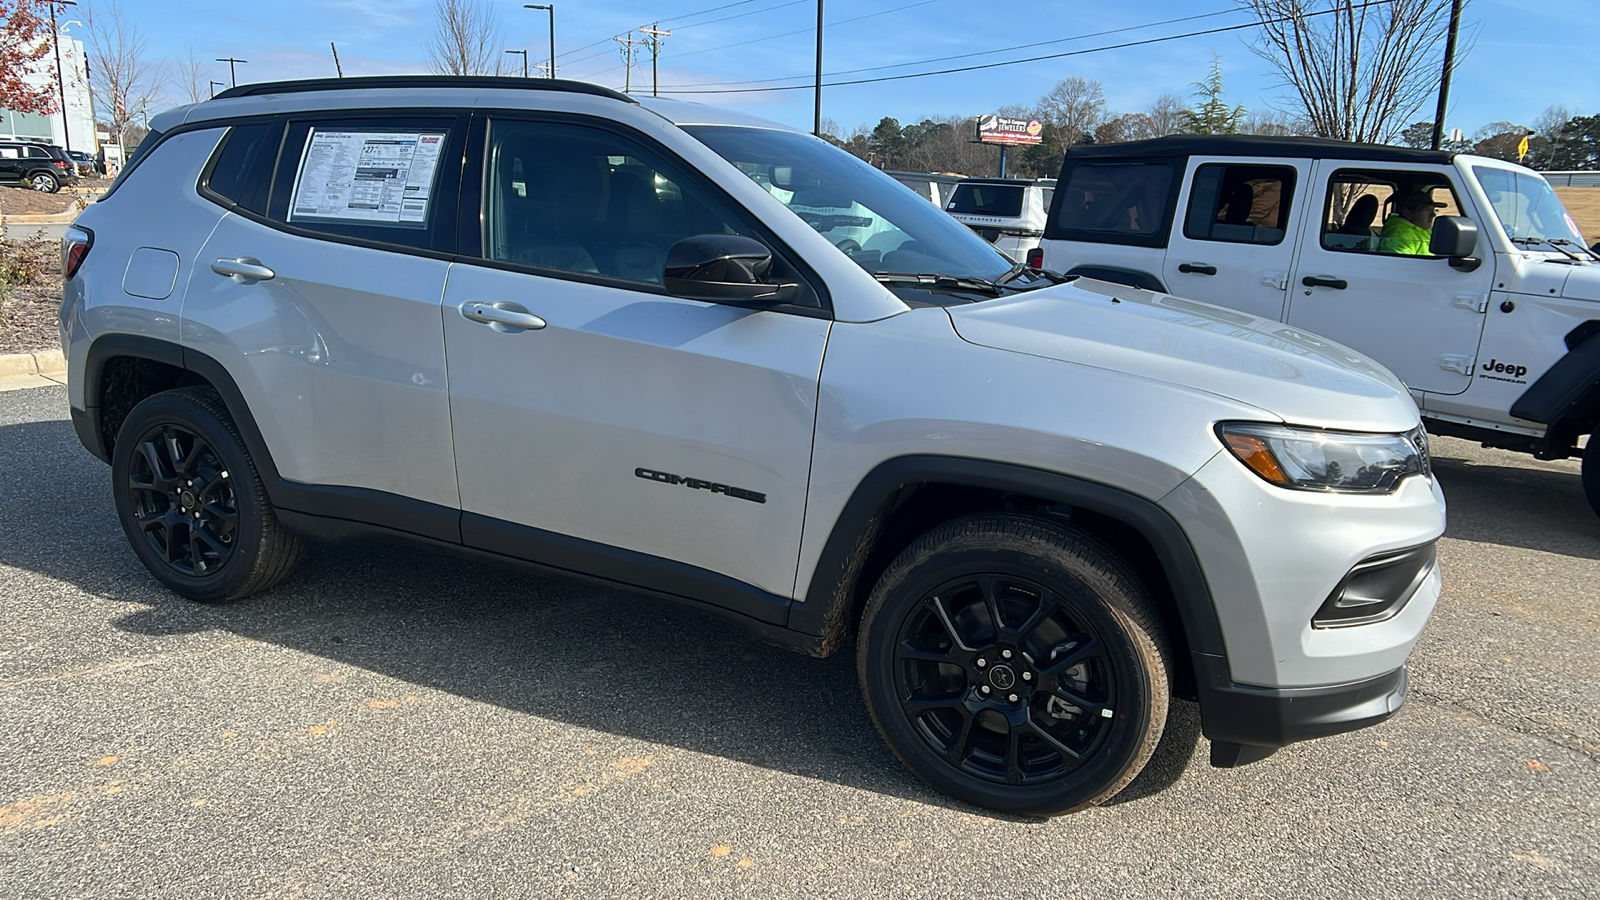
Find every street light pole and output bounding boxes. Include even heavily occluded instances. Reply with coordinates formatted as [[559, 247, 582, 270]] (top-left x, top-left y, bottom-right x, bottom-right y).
[[1429, 0, 1463, 151], [524, 5, 555, 79], [506, 49, 528, 77], [209, 81, 225, 98], [216, 57, 248, 88], [49, 0, 77, 154], [813, 0, 823, 136]]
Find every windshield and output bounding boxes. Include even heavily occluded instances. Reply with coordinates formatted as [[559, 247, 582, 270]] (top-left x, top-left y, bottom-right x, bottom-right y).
[[684, 125, 1014, 281], [948, 183, 1025, 218], [1472, 165, 1587, 246]]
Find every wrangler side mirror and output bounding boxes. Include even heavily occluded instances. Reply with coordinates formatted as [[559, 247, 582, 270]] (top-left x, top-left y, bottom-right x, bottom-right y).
[[1430, 216, 1481, 271]]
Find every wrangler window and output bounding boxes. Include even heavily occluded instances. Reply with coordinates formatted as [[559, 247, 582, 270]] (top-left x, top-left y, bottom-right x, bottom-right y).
[[1183, 163, 1295, 245]]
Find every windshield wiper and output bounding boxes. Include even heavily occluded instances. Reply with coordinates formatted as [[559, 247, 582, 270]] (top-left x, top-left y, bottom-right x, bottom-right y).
[[998, 261, 1073, 286], [1547, 239, 1600, 261], [1509, 236, 1584, 262], [874, 272, 1006, 296]]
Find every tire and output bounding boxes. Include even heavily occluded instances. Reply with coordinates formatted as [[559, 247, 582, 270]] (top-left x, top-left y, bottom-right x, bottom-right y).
[[1583, 434, 1600, 520], [111, 387, 304, 603], [29, 171, 60, 193], [857, 513, 1171, 816]]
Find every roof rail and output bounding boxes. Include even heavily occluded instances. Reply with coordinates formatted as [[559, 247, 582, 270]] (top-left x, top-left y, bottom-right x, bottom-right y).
[[212, 75, 636, 104]]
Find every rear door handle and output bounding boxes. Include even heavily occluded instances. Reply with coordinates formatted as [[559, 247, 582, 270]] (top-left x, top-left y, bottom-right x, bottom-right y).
[[211, 257, 275, 282], [1177, 262, 1217, 275], [1302, 275, 1348, 290], [460, 300, 547, 333]]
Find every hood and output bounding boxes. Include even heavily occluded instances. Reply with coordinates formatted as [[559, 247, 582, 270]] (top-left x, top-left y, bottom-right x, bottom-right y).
[[1558, 262, 1600, 303], [947, 278, 1421, 432]]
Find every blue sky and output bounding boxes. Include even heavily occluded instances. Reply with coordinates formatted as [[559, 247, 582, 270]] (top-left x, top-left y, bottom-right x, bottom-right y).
[[95, 0, 1597, 137]]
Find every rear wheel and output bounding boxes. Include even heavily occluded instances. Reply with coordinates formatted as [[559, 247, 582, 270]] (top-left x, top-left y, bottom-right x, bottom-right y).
[[30, 171, 60, 193], [857, 513, 1171, 816], [111, 387, 304, 602], [1583, 434, 1600, 519]]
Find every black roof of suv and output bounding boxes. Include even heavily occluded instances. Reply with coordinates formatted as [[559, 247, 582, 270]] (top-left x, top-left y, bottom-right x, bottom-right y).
[[1063, 134, 1455, 164]]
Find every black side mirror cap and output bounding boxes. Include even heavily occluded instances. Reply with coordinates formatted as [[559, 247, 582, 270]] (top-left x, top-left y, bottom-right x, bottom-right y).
[[663, 234, 799, 304], [1430, 215, 1479, 259]]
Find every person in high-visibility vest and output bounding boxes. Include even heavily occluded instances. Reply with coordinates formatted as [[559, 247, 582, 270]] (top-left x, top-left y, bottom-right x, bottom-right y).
[[1379, 190, 1446, 255]]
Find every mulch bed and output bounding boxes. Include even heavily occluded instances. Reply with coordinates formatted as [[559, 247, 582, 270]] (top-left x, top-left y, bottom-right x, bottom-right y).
[[0, 185, 83, 217], [0, 277, 63, 354]]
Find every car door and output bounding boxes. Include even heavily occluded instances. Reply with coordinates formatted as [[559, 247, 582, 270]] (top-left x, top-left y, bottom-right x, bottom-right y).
[[0, 144, 21, 184], [181, 115, 466, 538], [1160, 158, 1308, 321], [1286, 162, 1494, 396], [442, 115, 830, 618]]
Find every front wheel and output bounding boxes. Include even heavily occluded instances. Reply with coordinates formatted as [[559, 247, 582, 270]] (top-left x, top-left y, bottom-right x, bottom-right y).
[[1583, 435, 1600, 519], [111, 387, 304, 602], [857, 513, 1171, 816]]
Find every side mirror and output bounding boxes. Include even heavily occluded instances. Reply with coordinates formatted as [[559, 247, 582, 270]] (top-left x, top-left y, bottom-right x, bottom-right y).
[[663, 234, 799, 304], [1430, 216, 1481, 270]]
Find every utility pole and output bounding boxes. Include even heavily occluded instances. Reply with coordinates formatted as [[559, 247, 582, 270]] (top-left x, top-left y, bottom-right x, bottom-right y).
[[535, 61, 559, 78], [639, 23, 671, 98], [1429, 0, 1463, 151], [506, 49, 528, 77], [813, 0, 823, 136], [524, 4, 556, 79], [216, 57, 248, 87], [49, 0, 77, 154], [613, 33, 642, 93], [330, 42, 343, 77]]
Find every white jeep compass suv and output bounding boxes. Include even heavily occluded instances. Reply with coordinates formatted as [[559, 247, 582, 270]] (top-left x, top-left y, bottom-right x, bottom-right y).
[[61, 77, 1444, 816]]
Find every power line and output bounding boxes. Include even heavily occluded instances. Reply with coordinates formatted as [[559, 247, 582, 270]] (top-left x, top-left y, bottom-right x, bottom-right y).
[[667, 4, 1239, 86], [669, 0, 946, 62], [657, 0, 1395, 94], [659, 0, 765, 28], [670, 0, 808, 32]]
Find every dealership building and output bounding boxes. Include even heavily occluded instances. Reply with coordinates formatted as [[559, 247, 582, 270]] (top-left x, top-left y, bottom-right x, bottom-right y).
[[0, 30, 98, 155]]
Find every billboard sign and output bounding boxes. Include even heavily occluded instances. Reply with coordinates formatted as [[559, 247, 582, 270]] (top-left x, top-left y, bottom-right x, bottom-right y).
[[975, 115, 1043, 146]]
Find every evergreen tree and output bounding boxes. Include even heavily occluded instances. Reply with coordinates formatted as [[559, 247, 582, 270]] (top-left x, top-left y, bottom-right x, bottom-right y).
[[1183, 56, 1246, 135]]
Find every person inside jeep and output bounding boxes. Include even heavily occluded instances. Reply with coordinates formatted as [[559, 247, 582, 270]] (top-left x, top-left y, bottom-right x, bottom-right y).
[[1379, 190, 1446, 255]]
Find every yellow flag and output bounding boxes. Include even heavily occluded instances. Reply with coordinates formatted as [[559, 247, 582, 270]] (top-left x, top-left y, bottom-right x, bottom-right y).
[[1517, 134, 1530, 161]]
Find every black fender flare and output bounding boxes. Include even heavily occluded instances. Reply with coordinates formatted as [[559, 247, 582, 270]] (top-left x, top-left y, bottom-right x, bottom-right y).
[[1063, 265, 1167, 293], [791, 455, 1226, 664], [1509, 331, 1600, 437]]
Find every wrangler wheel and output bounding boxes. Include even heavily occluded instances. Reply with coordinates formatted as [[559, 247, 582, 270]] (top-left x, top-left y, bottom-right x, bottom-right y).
[[858, 513, 1171, 816]]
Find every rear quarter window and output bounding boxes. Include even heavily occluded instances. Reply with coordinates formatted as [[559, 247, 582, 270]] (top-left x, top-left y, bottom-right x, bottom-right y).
[[1048, 161, 1175, 246], [201, 121, 281, 215]]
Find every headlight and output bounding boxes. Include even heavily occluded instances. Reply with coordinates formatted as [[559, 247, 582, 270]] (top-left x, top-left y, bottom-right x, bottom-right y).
[[1216, 423, 1430, 494]]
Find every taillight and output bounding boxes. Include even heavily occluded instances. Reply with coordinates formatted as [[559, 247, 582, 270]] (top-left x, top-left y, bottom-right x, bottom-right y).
[[62, 224, 93, 280], [1025, 248, 1044, 269], [53, 159, 69, 169]]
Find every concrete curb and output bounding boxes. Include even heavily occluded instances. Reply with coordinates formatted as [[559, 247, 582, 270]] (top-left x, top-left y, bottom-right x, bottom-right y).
[[0, 348, 64, 377], [1, 210, 79, 225]]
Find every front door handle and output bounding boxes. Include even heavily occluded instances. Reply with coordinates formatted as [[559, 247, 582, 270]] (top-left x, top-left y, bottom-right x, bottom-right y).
[[1178, 262, 1218, 275], [211, 257, 275, 282], [460, 300, 547, 333], [1302, 275, 1348, 290]]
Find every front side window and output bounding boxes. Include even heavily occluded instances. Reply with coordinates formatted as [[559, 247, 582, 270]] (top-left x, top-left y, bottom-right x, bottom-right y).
[[686, 125, 1013, 281], [1183, 163, 1296, 245], [1472, 165, 1587, 247], [1053, 162, 1173, 238], [1322, 169, 1460, 257]]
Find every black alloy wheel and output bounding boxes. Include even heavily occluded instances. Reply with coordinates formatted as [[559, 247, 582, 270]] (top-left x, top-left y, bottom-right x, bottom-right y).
[[859, 513, 1170, 816], [125, 422, 239, 577], [112, 387, 304, 603]]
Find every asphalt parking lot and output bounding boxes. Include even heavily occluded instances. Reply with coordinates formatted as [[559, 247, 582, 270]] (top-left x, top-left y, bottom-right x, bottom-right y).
[[1, 383, 1596, 898]]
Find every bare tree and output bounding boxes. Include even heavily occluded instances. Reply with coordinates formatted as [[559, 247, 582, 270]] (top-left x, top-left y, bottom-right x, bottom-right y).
[[1144, 94, 1188, 137], [178, 47, 209, 104], [85, 0, 165, 152], [1242, 108, 1309, 136], [1240, 0, 1461, 144], [426, 0, 504, 76], [1035, 76, 1105, 145], [1094, 112, 1160, 144]]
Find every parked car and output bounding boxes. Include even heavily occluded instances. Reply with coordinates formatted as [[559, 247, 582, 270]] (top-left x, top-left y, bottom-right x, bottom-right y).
[[945, 177, 1053, 262], [65, 149, 101, 177], [884, 169, 965, 206], [62, 76, 1444, 816], [1038, 135, 1600, 517], [0, 140, 76, 192]]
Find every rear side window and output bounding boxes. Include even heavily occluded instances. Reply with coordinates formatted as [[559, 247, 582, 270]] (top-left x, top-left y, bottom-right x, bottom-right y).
[[1051, 162, 1173, 240], [1183, 163, 1296, 245], [948, 183, 1024, 217], [202, 121, 280, 215], [266, 117, 462, 253]]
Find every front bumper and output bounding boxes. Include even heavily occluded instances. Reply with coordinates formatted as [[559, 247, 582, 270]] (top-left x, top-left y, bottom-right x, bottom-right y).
[[1195, 653, 1408, 766]]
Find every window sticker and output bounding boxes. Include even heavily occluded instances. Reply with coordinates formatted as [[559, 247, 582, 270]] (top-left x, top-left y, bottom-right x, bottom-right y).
[[288, 129, 446, 227]]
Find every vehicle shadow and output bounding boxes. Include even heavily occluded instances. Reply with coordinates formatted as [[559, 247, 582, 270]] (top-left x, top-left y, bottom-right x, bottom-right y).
[[0, 413, 1196, 818], [1429, 440, 1600, 561]]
